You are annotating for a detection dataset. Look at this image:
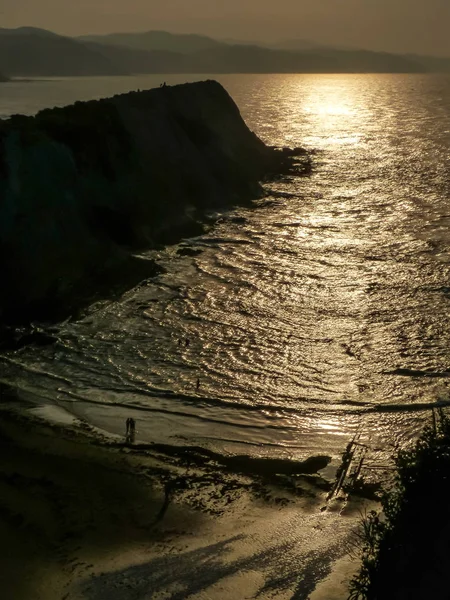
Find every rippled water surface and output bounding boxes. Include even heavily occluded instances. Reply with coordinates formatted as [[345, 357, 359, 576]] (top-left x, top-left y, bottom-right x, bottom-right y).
[[2, 74, 450, 465]]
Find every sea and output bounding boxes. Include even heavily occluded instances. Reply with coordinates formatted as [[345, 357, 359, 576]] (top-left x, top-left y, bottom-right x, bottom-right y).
[[1, 73, 450, 472]]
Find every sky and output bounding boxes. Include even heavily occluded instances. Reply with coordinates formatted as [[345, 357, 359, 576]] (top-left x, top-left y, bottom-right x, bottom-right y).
[[1, 0, 450, 56]]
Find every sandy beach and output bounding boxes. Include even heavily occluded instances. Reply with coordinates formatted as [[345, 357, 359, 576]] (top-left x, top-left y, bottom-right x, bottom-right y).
[[0, 394, 372, 600]]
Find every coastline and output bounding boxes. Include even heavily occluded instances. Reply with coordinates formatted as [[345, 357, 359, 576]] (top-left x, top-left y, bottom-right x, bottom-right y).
[[0, 78, 376, 598], [0, 80, 310, 325], [0, 398, 368, 599], [0, 403, 221, 600]]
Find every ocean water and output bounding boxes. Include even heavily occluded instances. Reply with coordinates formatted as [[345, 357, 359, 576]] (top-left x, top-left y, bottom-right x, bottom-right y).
[[1, 73, 450, 468]]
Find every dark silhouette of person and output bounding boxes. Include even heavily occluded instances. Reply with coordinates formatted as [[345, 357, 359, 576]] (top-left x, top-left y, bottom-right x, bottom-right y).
[[185, 338, 190, 347], [196, 378, 200, 390], [126, 417, 136, 443], [129, 418, 136, 442]]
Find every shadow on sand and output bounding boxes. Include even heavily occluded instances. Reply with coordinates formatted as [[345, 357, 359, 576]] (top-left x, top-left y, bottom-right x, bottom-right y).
[[80, 532, 345, 600]]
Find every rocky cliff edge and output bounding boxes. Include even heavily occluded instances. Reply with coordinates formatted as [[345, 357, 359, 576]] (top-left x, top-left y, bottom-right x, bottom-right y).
[[0, 80, 306, 323]]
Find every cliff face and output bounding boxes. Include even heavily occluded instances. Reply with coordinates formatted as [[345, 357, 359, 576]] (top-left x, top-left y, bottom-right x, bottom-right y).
[[0, 81, 284, 322]]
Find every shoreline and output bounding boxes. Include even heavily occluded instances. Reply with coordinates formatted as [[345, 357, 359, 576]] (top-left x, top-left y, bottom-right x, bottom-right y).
[[0, 385, 337, 494], [0, 405, 199, 599], [0, 80, 311, 326], [0, 400, 369, 599]]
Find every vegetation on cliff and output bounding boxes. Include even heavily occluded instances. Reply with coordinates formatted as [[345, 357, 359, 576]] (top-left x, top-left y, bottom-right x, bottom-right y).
[[349, 407, 450, 600]]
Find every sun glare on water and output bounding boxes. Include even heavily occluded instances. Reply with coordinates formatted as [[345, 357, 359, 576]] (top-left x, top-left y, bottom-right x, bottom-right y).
[[291, 76, 369, 147]]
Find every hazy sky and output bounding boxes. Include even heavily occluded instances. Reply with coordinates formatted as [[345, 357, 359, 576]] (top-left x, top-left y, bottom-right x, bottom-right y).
[[2, 0, 450, 56]]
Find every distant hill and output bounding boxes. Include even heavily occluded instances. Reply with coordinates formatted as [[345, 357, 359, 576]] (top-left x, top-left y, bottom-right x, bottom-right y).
[[0, 71, 8, 82], [314, 49, 425, 73], [91, 42, 428, 73], [78, 30, 430, 74], [79, 30, 223, 54], [0, 27, 127, 76], [86, 41, 337, 74], [407, 54, 450, 73], [84, 41, 186, 74], [266, 39, 325, 52], [2, 27, 447, 76], [189, 45, 338, 74]]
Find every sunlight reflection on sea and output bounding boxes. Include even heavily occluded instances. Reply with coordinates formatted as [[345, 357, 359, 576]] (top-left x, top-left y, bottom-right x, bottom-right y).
[[1, 73, 450, 469]]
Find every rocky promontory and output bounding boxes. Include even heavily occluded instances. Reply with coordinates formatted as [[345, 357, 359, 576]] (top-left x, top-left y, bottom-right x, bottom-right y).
[[0, 80, 307, 323]]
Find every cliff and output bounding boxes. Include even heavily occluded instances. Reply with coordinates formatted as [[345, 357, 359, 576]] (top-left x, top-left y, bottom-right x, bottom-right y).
[[0, 80, 301, 323]]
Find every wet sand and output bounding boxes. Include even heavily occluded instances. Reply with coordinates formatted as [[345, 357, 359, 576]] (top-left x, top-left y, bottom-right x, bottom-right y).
[[0, 405, 369, 600]]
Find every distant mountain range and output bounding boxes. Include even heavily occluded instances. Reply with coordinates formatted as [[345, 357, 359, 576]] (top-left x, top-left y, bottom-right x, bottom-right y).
[[79, 30, 225, 54], [1, 27, 450, 78], [0, 27, 126, 76], [77, 31, 450, 74]]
